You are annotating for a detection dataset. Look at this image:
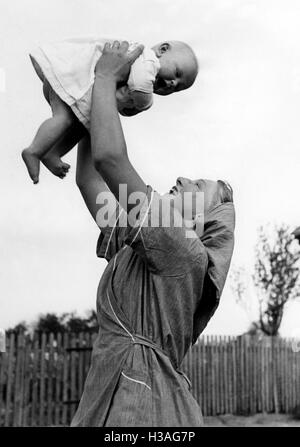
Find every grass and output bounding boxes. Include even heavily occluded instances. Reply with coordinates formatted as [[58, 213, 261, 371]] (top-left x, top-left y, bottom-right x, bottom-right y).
[[204, 413, 300, 427]]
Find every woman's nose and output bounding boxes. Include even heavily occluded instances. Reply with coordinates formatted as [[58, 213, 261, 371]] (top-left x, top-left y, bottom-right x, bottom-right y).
[[177, 177, 189, 187]]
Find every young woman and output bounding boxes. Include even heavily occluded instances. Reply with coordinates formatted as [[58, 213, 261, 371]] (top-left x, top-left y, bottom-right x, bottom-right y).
[[67, 41, 235, 426]]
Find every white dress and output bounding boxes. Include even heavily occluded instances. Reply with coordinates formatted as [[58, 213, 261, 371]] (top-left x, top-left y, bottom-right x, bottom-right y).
[[30, 37, 160, 128]]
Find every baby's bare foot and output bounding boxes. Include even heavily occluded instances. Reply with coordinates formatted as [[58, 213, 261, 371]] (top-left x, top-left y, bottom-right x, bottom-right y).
[[22, 149, 40, 184], [42, 155, 70, 179]]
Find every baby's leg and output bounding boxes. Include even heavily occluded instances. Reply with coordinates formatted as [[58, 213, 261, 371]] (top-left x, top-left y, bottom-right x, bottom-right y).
[[42, 122, 86, 178], [22, 83, 74, 183]]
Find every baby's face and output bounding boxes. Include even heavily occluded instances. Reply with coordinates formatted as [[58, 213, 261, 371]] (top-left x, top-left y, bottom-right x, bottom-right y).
[[153, 41, 198, 96]]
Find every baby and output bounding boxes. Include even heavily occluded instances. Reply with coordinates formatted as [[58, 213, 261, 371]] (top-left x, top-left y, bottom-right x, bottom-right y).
[[22, 37, 198, 183]]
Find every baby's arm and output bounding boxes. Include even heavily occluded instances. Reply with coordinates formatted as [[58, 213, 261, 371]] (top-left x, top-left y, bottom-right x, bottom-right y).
[[117, 86, 153, 117], [117, 48, 157, 116]]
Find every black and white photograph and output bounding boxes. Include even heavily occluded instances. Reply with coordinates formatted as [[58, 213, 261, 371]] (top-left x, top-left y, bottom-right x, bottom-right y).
[[0, 0, 300, 431]]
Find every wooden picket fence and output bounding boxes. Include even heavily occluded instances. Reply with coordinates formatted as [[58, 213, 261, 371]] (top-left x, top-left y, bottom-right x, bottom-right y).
[[0, 332, 300, 426]]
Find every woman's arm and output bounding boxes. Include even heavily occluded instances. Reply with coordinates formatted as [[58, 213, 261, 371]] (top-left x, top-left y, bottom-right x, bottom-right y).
[[90, 41, 148, 214], [76, 135, 117, 231]]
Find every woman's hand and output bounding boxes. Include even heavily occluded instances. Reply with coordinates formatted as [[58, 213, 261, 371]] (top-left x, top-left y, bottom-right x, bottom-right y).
[[91, 40, 148, 215], [95, 41, 144, 84]]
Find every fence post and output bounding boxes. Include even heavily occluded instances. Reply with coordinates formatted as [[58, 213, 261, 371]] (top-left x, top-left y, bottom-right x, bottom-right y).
[[39, 332, 47, 426], [30, 333, 39, 426], [5, 333, 15, 426], [22, 334, 31, 426], [62, 332, 69, 426], [272, 337, 279, 413], [202, 336, 208, 417], [47, 333, 55, 426], [0, 333, 8, 426], [236, 336, 243, 415], [54, 332, 62, 426]]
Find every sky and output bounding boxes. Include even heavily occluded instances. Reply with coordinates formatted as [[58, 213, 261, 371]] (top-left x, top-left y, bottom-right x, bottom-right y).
[[0, 0, 300, 336]]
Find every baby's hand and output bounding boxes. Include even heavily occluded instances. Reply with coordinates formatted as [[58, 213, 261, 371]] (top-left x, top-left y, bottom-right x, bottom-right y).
[[95, 41, 144, 84]]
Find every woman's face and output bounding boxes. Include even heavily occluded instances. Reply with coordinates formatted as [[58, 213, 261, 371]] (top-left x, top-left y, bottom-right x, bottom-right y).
[[166, 177, 220, 219]]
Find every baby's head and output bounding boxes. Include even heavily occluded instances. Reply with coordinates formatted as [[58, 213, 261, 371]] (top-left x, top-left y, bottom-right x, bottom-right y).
[[152, 40, 198, 96]]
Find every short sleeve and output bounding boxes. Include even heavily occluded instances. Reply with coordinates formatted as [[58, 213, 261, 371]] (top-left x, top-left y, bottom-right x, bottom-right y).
[[96, 208, 127, 262], [124, 186, 207, 276], [127, 48, 159, 94]]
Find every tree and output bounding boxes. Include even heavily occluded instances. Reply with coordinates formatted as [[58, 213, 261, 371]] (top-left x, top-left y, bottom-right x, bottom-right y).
[[254, 225, 300, 335], [230, 266, 251, 317], [84, 310, 99, 331], [64, 310, 98, 333], [6, 321, 29, 335], [292, 226, 300, 243], [34, 310, 99, 334], [6, 310, 99, 335], [35, 313, 66, 334], [231, 224, 300, 336]]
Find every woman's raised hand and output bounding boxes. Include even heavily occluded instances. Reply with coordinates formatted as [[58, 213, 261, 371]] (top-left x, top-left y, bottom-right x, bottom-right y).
[[95, 40, 144, 84]]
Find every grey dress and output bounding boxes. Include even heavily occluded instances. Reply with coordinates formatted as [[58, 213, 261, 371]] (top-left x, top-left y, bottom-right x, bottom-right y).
[[71, 186, 235, 426]]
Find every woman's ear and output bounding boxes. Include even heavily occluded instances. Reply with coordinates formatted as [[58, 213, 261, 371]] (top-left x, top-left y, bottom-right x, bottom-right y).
[[159, 42, 170, 55]]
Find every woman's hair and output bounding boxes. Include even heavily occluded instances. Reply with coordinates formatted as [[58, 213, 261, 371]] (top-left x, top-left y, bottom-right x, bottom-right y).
[[217, 180, 234, 203]]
